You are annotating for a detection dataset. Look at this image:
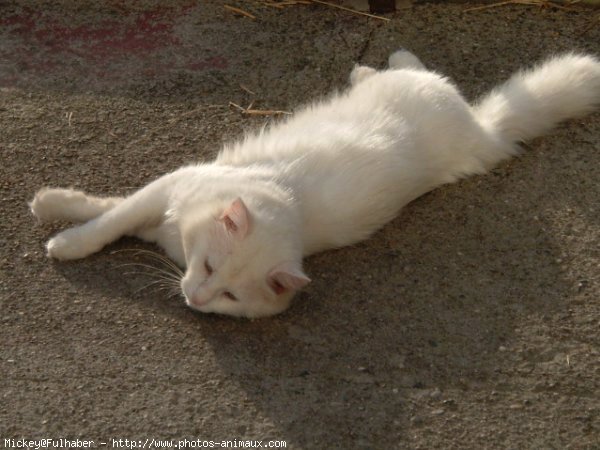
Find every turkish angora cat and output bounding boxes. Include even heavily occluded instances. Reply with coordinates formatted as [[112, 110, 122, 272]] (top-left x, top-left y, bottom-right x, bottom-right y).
[[31, 50, 600, 318]]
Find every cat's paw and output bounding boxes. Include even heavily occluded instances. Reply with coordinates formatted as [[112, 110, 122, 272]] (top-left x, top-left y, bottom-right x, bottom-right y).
[[30, 187, 81, 222], [46, 228, 101, 260], [388, 49, 426, 71]]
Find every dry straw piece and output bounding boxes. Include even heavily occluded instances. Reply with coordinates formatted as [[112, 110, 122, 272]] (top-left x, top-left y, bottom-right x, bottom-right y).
[[224, 4, 257, 19], [309, 0, 391, 20], [464, 0, 586, 12], [229, 102, 293, 116], [228, 0, 391, 21]]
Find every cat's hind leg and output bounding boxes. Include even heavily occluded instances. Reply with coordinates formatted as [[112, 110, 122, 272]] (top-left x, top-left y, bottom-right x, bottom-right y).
[[388, 49, 426, 71], [30, 188, 123, 223], [349, 64, 377, 86]]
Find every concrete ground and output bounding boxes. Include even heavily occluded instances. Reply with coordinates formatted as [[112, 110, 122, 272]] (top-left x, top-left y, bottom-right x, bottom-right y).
[[1, 1, 599, 448]]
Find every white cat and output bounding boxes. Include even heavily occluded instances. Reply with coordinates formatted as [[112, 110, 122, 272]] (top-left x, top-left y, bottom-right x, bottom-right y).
[[31, 50, 600, 318]]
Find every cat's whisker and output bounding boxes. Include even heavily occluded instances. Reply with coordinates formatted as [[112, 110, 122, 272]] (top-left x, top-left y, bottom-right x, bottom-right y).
[[166, 291, 182, 300], [112, 248, 184, 277], [116, 262, 181, 283], [155, 285, 182, 296], [121, 248, 184, 277], [122, 271, 179, 288], [114, 254, 183, 299], [134, 278, 180, 295]]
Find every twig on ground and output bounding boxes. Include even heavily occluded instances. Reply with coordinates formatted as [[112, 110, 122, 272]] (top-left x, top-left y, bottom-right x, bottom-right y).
[[464, 0, 578, 12], [309, 0, 391, 21], [262, 0, 312, 8], [239, 83, 257, 95], [229, 101, 292, 116], [224, 4, 257, 19]]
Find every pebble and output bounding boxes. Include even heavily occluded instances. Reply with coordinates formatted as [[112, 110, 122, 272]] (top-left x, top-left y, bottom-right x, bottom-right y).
[[430, 388, 442, 400], [410, 415, 423, 425]]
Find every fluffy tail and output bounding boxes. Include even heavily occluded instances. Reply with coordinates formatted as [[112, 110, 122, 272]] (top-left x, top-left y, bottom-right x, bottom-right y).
[[474, 53, 600, 144]]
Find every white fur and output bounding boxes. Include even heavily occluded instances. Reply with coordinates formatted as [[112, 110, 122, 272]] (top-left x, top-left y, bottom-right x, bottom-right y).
[[31, 50, 600, 318]]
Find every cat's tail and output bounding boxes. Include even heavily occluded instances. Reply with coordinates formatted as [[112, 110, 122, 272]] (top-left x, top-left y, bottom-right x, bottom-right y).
[[473, 53, 600, 145]]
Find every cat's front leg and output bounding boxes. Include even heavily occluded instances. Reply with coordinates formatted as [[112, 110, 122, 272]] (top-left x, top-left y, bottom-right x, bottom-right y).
[[46, 226, 104, 260], [45, 174, 176, 260], [31, 188, 123, 223]]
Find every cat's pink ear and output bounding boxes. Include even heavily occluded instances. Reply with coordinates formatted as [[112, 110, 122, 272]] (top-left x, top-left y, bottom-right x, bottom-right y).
[[219, 197, 250, 239], [267, 261, 311, 296]]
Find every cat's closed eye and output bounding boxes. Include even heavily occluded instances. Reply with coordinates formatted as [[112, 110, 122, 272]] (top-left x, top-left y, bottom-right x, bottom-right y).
[[223, 291, 237, 301], [204, 260, 213, 275]]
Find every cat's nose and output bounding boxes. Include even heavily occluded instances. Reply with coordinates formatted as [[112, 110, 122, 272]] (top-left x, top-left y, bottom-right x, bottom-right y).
[[182, 276, 209, 306], [189, 292, 212, 307]]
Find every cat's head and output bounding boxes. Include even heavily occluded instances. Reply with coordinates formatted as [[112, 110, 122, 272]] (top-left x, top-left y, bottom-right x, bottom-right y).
[[179, 197, 310, 318]]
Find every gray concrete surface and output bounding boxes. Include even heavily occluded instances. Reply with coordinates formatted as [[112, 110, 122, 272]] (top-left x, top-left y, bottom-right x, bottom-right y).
[[1, 1, 599, 448]]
